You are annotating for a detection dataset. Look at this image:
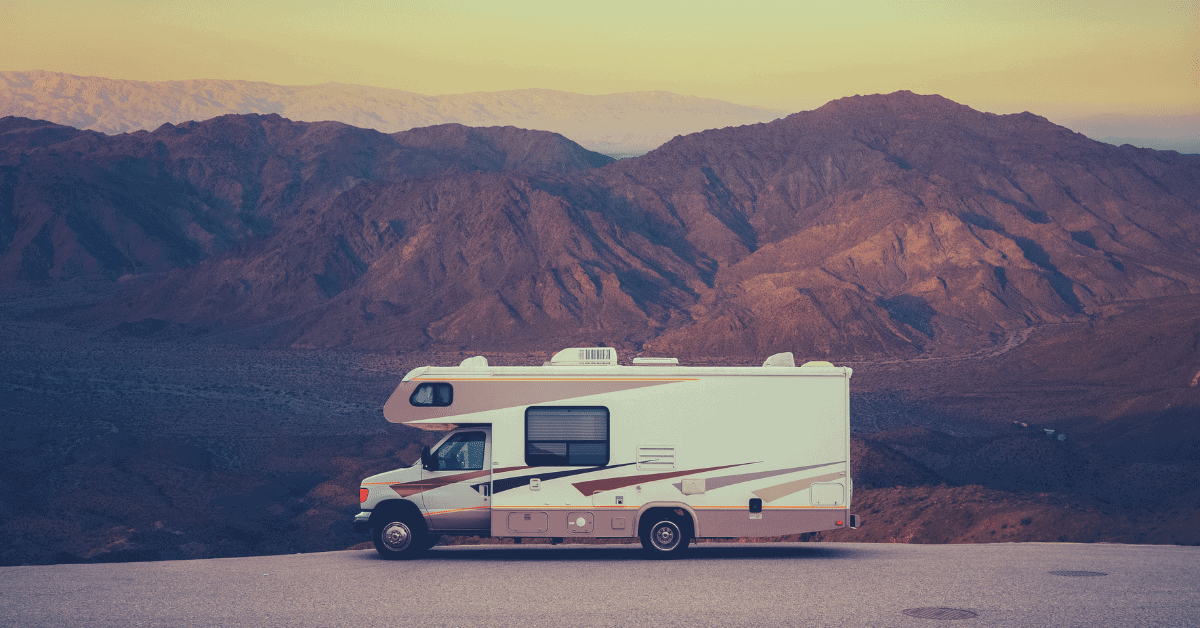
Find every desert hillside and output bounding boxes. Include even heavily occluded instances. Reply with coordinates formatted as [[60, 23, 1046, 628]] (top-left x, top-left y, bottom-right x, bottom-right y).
[[2, 310, 1197, 565]]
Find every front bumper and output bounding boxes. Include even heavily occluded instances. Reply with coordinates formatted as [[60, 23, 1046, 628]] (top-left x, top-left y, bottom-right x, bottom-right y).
[[353, 511, 372, 534]]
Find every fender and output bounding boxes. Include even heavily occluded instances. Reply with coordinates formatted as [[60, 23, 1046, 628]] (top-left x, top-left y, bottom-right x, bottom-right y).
[[635, 502, 701, 537], [367, 499, 427, 532]]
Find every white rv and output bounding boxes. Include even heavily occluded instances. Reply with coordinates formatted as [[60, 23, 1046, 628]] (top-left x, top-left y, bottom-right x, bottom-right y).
[[353, 347, 859, 557]]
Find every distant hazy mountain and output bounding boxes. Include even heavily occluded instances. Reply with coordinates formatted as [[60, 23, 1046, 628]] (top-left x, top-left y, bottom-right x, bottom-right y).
[[0, 70, 785, 157], [1060, 113, 1200, 154]]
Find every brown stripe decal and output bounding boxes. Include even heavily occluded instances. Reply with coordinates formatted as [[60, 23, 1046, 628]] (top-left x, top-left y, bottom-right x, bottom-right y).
[[492, 464, 635, 494], [672, 461, 843, 493], [572, 463, 753, 496], [390, 466, 530, 497], [752, 471, 845, 503]]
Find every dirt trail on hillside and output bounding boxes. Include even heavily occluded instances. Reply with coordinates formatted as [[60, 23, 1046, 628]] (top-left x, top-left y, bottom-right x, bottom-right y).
[[848, 325, 1038, 368]]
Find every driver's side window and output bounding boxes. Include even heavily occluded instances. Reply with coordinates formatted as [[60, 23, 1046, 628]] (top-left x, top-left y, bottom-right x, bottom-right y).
[[432, 431, 486, 471]]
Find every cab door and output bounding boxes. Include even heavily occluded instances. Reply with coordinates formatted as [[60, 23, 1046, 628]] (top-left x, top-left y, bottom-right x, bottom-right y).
[[420, 429, 492, 532]]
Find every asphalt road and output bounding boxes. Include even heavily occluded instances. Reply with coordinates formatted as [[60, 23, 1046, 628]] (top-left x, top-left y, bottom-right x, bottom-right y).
[[2, 542, 1197, 627]]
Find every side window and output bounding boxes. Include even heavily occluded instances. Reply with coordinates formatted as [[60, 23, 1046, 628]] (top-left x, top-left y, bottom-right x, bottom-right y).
[[432, 431, 486, 471], [410, 382, 453, 407], [525, 406, 609, 466]]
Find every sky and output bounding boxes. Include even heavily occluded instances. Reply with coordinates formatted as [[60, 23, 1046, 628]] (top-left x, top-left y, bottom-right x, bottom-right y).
[[2, 0, 1197, 119]]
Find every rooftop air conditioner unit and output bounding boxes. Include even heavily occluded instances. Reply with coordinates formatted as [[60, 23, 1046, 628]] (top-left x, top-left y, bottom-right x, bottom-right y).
[[549, 347, 619, 366]]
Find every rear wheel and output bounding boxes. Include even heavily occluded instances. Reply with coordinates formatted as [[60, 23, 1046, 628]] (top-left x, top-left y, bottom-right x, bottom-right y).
[[640, 517, 690, 557], [372, 518, 428, 560]]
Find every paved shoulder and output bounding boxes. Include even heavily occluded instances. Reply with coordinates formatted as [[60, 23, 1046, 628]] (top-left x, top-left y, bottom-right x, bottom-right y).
[[1, 543, 1197, 627]]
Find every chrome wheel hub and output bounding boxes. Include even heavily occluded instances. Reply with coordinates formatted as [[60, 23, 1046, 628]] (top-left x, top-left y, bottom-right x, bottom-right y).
[[381, 522, 412, 552], [651, 522, 680, 551]]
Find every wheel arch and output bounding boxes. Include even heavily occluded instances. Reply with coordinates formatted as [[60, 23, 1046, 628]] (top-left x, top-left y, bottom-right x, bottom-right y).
[[369, 499, 428, 534], [635, 502, 699, 538]]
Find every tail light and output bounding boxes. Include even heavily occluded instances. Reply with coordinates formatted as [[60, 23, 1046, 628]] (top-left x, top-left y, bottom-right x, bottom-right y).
[[360, 487, 369, 503]]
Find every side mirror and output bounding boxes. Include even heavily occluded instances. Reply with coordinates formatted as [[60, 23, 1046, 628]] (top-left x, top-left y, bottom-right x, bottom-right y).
[[420, 445, 433, 470]]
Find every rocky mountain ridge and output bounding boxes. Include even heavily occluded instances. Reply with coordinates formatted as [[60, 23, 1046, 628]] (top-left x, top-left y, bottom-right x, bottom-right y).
[[0, 115, 610, 282], [3, 91, 1199, 361]]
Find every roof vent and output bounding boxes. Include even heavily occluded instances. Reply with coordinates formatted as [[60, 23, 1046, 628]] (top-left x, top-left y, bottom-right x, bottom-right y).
[[459, 356, 489, 368], [550, 347, 619, 366], [762, 352, 796, 367], [632, 357, 679, 366], [801, 360, 834, 367]]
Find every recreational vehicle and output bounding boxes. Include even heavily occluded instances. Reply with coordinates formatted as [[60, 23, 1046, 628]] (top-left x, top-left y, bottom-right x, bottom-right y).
[[353, 347, 859, 557]]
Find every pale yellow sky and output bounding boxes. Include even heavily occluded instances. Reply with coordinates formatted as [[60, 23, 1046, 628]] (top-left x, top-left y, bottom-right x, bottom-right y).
[[2, 0, 1197, 118]]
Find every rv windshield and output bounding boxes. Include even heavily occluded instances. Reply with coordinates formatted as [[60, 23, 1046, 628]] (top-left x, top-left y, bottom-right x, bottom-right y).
[[432, 431, 486, 471]]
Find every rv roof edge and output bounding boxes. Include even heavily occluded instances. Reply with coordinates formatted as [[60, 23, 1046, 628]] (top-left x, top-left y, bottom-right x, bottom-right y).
[[401, 366, 428, 382], [632, 357, 679, 366]]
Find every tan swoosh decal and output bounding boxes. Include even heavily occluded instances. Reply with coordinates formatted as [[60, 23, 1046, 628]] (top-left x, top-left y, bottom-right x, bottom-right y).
[[572, 463, 753, 496], [385, 379, 689, 423], [752, 471, 845, 503]]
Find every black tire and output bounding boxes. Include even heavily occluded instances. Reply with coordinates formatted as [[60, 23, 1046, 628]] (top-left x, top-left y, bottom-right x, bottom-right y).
[[372, 517, 428, 560], [640, 517, 690, 557]]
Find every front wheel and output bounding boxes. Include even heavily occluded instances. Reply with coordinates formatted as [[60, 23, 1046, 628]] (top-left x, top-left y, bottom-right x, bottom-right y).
[[372, 519, 427, 560], [641, 518, 689, 557]]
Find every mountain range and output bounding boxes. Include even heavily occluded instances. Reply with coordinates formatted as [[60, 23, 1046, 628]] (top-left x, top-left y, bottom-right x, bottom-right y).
[[0, 70, 785, 157], [4, 71, 1196, 159], [3, 91, 1200, 360], [3, 90, 1200, 564]]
